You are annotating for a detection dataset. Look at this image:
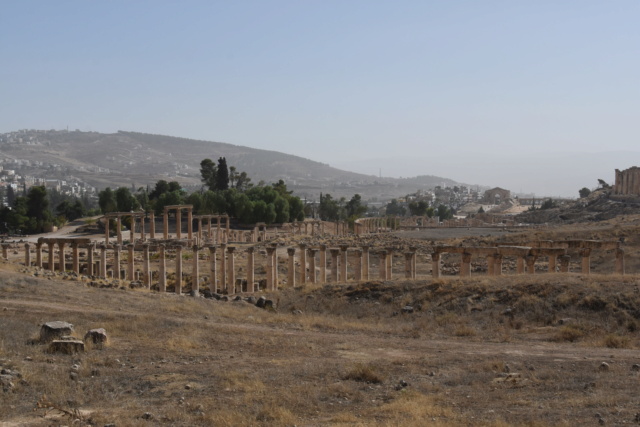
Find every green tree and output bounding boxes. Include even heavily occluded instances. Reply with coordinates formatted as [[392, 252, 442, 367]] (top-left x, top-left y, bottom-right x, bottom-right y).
[[345, 194, 367, 218], [200, 159, 217, 190], [436, 204, 453, 220], [98, 187, 117, 214], [579, 187, 591, 198], [216, 157, 229, 191], [115, 187, 139, 212], [385, 199, 406, 216], [408, 200, 429, 216], [540, 199, 557, 210]]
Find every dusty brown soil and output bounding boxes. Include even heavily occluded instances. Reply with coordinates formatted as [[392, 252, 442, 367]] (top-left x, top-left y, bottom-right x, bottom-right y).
[[2, 217, 640, 426]]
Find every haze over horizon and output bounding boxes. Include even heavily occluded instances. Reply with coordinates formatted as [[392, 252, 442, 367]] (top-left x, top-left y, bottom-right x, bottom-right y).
[[2, 1, 638, 197]]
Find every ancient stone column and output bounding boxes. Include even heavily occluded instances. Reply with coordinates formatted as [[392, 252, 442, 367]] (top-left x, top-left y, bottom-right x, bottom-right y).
[[299, 243, 307, 284], [494, 254, 503, 276], [104, 217, 110, 244], [72, 243, 80, 275], [354, 249, 362, 281], [17, 243, 27, 266], [226, 246, 235, 292], [308, 248, 318, 284], [197, 218, 203, 241], [140, 214, 145, 242], [404, 252, 413, 279], [176, 208, 182, 239], [330, 249, 340, 282], [460, 253, 472, 277], [116, 216, 123, 246], [516, 256, 525, 274], [409, 246, 417, 279], [174, 246, 183, 295], [615, 248, 625, 275], [142, 243, 151, 289], [187, 208, 193, 240], [219, 243, 227, 292], [129, 216, 135, 242], [225, 216, 230, 243], [209, 246, 217, 293], [340, 245, 349, 282], [266, 246, 276, 291], [113, 245, 121, 280], [379, 250, 388, 280], [385, 248, 393, 280], [193, 245, 200, 295], [580, 248, 591, 275], [526, 255, 536, 275], [100, 244, 107, 278], [158, 244, 167, 292], [149, 212, 155, 239], [246, 247, 255, 291], [216, 216, 221, 244], [287, 247, 296, 288], [47, 241, 55, 271], [36, 242, 43, 268], [487, 255, 495, 276], [559, 255, 571, 273], [431, 252, 441, 278], [548, 255, 557, 273], [319, 245, 327, 284], [86, 243, 95, 276], [163, 208, 169, 239], [58, 241, 66, 272], [126, 244, 134, 281], [362, 246, 370, 280]]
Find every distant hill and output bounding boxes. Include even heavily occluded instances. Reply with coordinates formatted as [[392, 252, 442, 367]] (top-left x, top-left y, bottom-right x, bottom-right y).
[[0, 129, 461, 201]]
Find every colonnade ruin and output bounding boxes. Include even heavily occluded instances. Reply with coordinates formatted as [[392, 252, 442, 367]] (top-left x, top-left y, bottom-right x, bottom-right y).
[[1, 230, 627, 298]]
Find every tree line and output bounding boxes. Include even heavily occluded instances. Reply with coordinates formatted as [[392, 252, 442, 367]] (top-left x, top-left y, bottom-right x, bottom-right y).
[[97, 157, 305, 225]]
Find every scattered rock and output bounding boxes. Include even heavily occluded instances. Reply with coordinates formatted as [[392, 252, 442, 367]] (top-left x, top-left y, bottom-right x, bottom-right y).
[[141, 412, 155, 420], [256, 297, 276, 312], [599, 362, 610, 371], [84, 328, 108, 346], [39, 321, 74, 343], [631, 364, 640, 371], [48, 340, 85, 355], [401, 305, 414, 314]]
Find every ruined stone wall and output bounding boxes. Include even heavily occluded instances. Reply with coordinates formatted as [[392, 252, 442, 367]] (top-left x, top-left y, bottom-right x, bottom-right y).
[[614, 167, 640, 196]]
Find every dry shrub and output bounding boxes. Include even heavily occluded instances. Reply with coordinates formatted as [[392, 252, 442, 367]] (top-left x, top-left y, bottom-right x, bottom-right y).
[[603, 333, 631, 348], [255, 403, 297, 426], [453, 325, 476, 337], [578, 295, 609, 311], [343, 363, 384, 384], [375, 389, 456, 425], [553, 325, 584, 342]]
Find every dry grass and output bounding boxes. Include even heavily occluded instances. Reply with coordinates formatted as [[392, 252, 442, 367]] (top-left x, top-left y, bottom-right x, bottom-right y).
[[3, 218, 640, 425]]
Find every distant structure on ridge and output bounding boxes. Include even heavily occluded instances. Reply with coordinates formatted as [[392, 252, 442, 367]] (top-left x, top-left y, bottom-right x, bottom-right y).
[[614, 167, 640, 196]]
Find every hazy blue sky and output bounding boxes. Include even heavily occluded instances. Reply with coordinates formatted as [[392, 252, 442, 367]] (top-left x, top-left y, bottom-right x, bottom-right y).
[[1, 1, 638, 196]]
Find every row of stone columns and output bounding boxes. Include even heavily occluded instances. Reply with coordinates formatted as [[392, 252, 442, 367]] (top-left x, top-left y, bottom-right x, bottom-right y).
[[431, 246, 625, 277], [614, 167, 640, 196], [9, 238, 627, 298]]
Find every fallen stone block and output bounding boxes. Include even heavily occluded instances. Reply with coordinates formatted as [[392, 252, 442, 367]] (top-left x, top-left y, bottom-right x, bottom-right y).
[[48, 340, 85, 354], [39, 321, 74, 343]]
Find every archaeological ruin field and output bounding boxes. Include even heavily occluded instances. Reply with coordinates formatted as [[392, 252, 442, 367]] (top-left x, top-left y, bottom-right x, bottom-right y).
[[1, 213, 640, 426]]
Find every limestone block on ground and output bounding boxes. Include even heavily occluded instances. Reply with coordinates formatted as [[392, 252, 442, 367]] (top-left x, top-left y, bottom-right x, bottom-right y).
[[39, 321, 74, 343], [48, 340, 85, 354], [84, 328, 108, 345]]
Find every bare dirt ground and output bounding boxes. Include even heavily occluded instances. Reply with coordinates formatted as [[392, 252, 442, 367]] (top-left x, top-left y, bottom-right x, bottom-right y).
[[2, 216, 640, 426]]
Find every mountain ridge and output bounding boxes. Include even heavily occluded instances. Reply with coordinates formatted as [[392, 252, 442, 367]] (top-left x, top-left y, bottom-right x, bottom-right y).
[[0, 129, 463, 201]]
